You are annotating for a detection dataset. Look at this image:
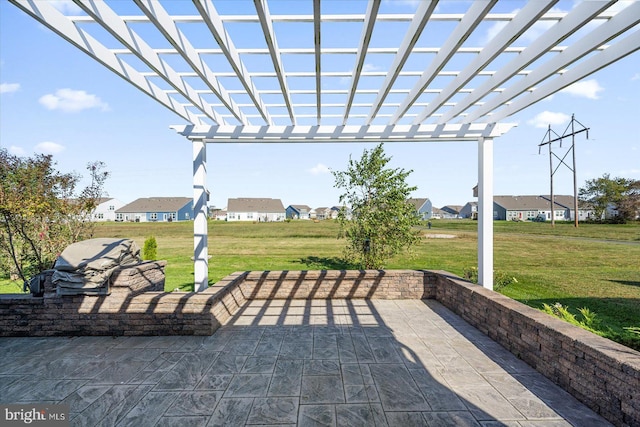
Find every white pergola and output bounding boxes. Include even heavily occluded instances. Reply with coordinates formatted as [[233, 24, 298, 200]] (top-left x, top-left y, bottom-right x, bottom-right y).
[[11, 0, 639, 291]]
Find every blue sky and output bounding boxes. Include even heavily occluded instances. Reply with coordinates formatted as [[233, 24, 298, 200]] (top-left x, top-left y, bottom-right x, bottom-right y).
[[1, 1, 638, 210]]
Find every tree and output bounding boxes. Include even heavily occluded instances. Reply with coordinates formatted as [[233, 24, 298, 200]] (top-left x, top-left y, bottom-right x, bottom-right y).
[[616, 179, 640, 221], [0, 149, 109, 287], [332, 143, 422, 269], [579, 173, 640, 221]]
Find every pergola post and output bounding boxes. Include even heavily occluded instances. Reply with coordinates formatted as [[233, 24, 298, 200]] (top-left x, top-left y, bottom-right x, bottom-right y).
[[193, 139, 208, 292], [478, 137, 494, 290]]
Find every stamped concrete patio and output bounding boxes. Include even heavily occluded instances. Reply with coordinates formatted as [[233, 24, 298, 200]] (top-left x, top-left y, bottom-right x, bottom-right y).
[[0, 299, 610, 426]]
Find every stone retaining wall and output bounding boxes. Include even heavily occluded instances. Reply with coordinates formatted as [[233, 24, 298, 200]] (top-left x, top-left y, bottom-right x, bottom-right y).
[[435, 272, 639, 427], [235, 269, 437, 300]]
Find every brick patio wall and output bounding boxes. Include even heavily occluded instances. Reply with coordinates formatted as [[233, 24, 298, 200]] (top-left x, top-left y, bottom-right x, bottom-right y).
[[434, 272, 640, 427], [234, 269, 437, 300], [1, 268, 637, 426]]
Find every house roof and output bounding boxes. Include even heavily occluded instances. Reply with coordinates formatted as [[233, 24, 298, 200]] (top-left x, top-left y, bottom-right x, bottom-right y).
[[540, 195, 594, 210], [228, 198, 285, 213], [288, 205, 312, 212], [494, 195, 571, 211], [96, 197, 114, 204], [408, 198, 429, 211], [116, 197, 192, 213], [442, 205, 463, 214]]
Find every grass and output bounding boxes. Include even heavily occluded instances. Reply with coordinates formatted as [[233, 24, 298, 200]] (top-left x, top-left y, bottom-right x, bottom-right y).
[[1, 219, 638, 350]]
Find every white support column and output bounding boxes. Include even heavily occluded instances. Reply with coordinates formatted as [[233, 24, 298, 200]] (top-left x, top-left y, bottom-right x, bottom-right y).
[[193, 139, 208, 292], [478, 137, 494, 290]]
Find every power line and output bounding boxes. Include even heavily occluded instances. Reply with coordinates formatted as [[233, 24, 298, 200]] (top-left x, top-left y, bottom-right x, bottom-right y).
[[538, 114, 589, 228]]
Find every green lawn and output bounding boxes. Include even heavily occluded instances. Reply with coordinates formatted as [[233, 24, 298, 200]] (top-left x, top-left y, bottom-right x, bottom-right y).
[[2, 219, 638, 349]]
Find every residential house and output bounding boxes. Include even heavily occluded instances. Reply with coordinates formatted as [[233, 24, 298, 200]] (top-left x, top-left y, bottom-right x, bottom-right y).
[[408, 198, 433, 220], [493, 195, 581, 221], [91, 197, 126, 221], [540, 195, 596, 221], [227, 198, 285, 222], [286, 205, 313, 220], [441, 205, 463, 219], [209, 207, 227, 220], [315, 207, 330, 220], [116, 197, 193, 222], [314, 206, 344, 220], [460, 202, 478, 219], [431, 207, 443, 219]]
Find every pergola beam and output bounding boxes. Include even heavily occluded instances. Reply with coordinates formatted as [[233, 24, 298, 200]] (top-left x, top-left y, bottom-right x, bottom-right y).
[[413, 0, 557, 124], [490, 29, 640, 123], [254, 0, 296, 125], [342, 0, 380, 125], [391, 0, 496, 124], [366, 0, 438, 124], [313, 0, 321, 124], [134, 0, 248, 125], [73, 0, 223, 125], [10, 0, 200, 124], [464, 1, 640, 123], [194, 0, 271, 124], [171, 122, 516, 143], [438, 0, 614, 124]]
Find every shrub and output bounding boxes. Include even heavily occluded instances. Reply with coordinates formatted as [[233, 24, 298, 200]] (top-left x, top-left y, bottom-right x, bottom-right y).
[[143, 236, 157, 260], [462, 266, 517, 291]]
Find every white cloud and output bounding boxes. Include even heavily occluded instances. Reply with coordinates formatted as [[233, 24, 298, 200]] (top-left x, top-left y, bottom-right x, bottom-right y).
[[35, 141, 65, 154], [482, 7, 567, 45], [309, 163, 330, 175], [632, 73, 640, 81], [39, 88, 109, 113], [8, 146, 26, 156], [482, 20, 509, 45], [527, 111, 570, 129], [0, 82, 20, 94], [49, 0, 83, 15], [362, 63, 381, 73], [560, 79, 603, 100]]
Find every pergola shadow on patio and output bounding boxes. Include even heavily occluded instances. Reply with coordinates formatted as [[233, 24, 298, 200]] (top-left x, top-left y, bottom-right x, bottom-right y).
[[0, 298, 610, 426]]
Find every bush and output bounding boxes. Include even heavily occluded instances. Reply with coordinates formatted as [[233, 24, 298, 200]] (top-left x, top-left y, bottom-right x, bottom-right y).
[[463, 266, 518, 292], [143, 236, 157, 260]]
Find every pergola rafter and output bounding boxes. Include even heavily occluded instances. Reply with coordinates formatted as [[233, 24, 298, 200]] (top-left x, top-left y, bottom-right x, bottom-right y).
[[9, 0, 639, 291], [366, 0, 438, 124], [412, 0, 558, 124]]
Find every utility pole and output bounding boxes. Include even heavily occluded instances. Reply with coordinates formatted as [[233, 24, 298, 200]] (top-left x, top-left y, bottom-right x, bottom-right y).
[[538, 114, 589, 228]]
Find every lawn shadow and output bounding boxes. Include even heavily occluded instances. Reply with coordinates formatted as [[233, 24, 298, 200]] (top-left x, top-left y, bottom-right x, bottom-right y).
[[607, 279, 640, 288], [295, 256, 355, 270]]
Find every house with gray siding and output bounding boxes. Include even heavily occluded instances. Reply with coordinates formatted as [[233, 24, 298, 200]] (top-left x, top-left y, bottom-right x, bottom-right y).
[[116, 197, 193, 222], [227, 198, 285, 222], [286, 205, 313, 220], [408, 198, 433, 220], [539, 195, 596, 221], [460, 202, 478, 219], [441, 205, 463, 219], [493, 195, 596, 221]]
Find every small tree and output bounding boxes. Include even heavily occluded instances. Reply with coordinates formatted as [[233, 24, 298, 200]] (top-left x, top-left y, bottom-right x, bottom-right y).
[[332, 143, 421, 269], [579, 173, 640, 221], [0, 149, 109, 286], [143, 236, 158, 260]]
